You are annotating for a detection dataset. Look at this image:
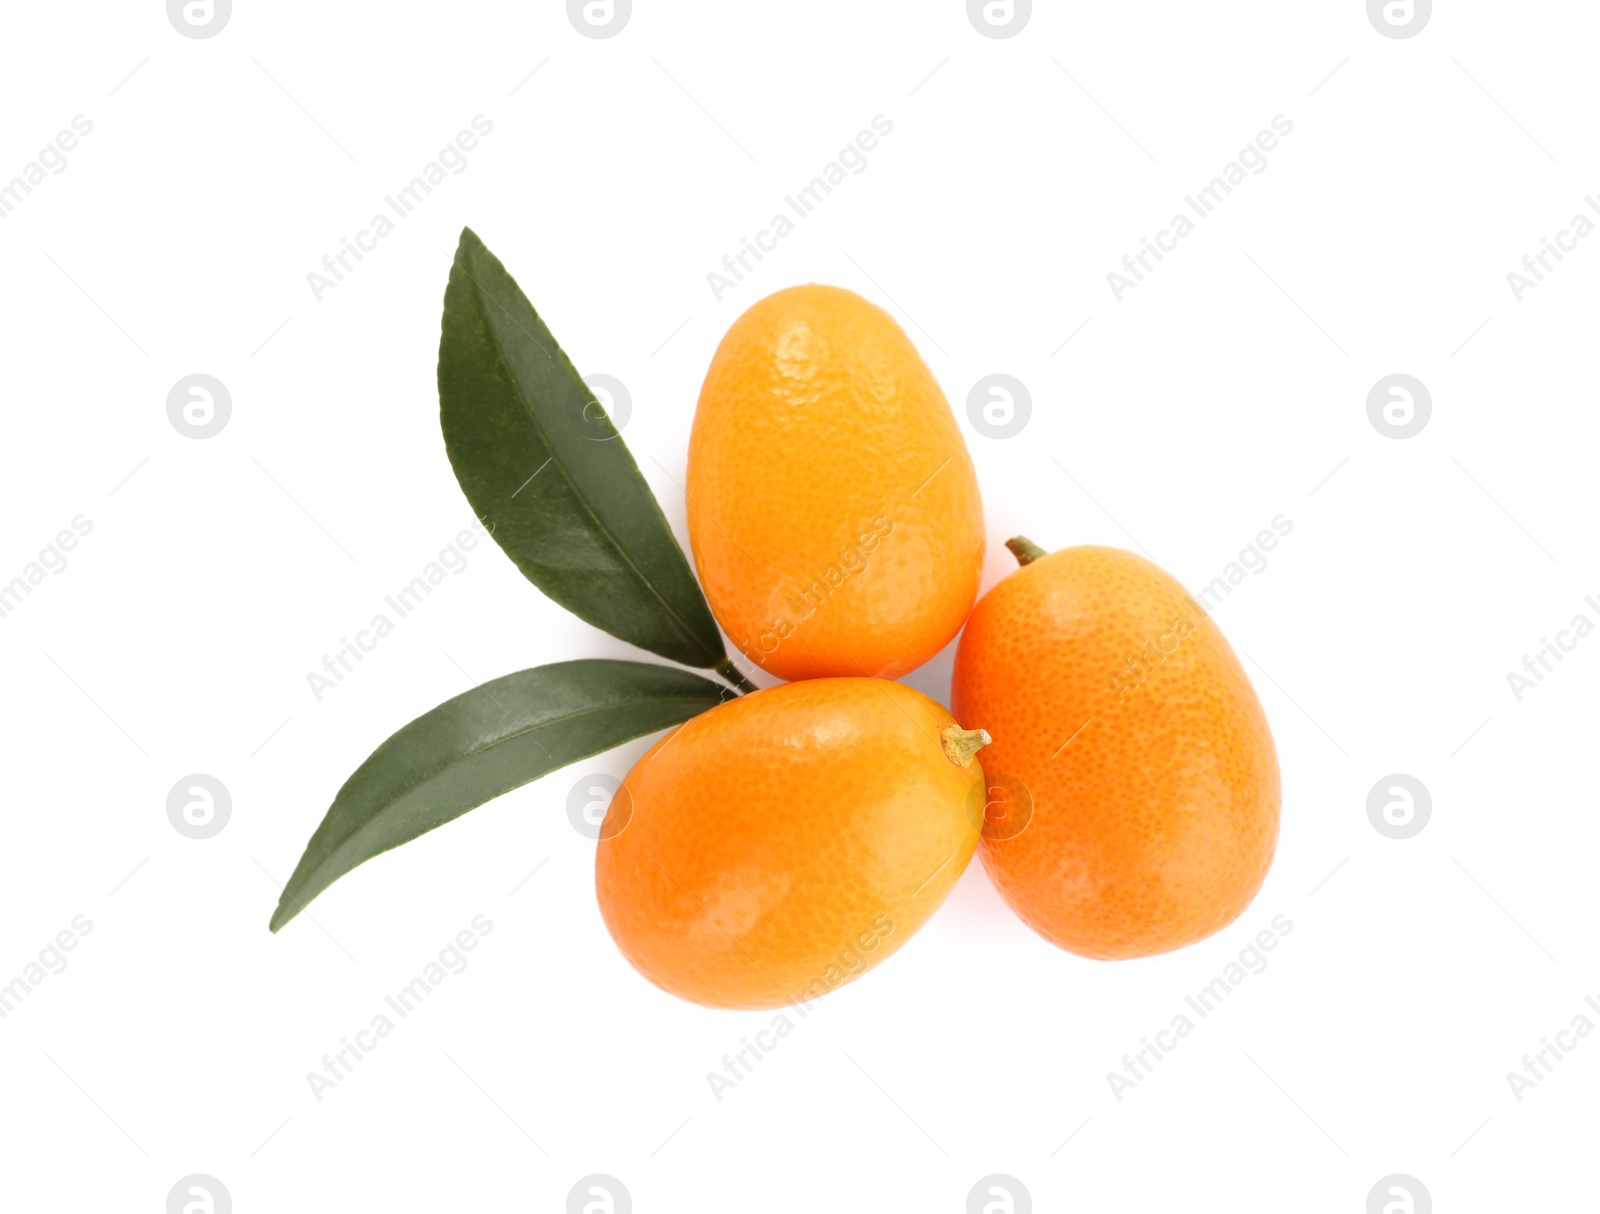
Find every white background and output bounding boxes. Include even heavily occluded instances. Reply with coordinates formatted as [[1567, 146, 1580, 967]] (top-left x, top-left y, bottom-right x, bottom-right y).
[[1, 2, 1594, 1210]]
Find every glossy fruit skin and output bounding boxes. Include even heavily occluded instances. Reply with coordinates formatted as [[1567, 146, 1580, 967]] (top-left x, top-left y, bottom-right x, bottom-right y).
[[595, 678, 983, 1009], [686, 284, 984, 681], [952, 546, 1279, 960]]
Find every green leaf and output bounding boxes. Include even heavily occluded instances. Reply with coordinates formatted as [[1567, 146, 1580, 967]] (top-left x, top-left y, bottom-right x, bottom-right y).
[[438, 227, 726, 669], [269, 659, 727, 932]]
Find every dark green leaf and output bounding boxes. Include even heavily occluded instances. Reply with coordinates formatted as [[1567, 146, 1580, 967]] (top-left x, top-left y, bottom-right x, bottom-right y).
[[270, 659, 727, 932], [438, 227, 725, 668]]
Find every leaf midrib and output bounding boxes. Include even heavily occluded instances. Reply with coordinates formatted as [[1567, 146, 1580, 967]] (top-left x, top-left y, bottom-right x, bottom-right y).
[[464, 254, 715, 664]]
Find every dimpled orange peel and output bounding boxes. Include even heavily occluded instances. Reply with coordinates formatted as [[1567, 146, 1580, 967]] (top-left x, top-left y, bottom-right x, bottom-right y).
[[594, 678, 990, 1009], [952, 540, 1280, 960], [686, 284, 984, 682]]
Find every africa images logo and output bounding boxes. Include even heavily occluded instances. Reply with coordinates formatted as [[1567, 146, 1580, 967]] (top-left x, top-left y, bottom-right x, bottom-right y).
[[568, 0, 630, 39], [967, 1173, 1031, 1214], [167, 1175, 232, 1214], [567, 1174, 631, 1213], [968, 0, 1030, 39], [1367, 0, 1430, 39], [1367, 1174, 1431, 1214]]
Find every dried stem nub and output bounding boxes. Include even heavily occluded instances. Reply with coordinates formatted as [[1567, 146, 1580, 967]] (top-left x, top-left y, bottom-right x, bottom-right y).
[[941, 725, 992, 767]]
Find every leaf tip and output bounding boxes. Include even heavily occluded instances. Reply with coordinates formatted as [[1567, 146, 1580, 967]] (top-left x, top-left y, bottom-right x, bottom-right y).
[[268, 896, 297, 934]]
